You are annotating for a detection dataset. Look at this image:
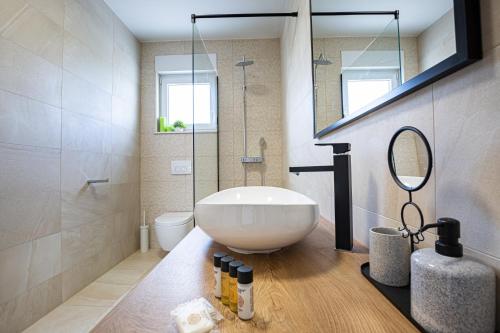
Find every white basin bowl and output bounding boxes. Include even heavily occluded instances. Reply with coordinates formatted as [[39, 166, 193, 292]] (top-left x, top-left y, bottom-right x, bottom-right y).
[[194, 186, 319, 254]]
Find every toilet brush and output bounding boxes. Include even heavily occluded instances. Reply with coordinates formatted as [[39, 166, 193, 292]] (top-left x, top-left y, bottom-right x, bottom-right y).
[[140, 210, 149, 253]]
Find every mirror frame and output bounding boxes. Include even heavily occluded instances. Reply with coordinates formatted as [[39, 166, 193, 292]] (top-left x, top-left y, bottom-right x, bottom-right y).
[[310, 0, 482, 138], [387, 126, 433, 192]]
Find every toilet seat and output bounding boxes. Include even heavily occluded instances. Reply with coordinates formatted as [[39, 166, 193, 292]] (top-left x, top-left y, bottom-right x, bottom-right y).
[[155, 212, 193, 227]]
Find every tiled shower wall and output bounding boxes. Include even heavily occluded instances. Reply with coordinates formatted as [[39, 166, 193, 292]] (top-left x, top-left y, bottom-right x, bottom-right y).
[[0, 0, 141, 331], [281, 0, 500, 326], [140, 39, 283, 248]]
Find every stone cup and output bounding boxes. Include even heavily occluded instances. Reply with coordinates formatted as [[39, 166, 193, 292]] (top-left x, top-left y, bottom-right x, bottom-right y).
[[369, 227, 410, 287]]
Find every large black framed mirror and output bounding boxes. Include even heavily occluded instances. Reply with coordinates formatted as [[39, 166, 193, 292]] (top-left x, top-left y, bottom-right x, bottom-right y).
[[310, 0, 482, 138]]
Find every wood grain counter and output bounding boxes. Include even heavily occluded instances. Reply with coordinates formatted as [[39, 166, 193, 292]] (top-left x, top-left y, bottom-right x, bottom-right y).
[[92, 220, 419, 332]]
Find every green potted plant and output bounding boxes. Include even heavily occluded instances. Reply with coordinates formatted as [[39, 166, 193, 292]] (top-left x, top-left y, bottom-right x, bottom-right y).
[[173, 120, 187, 132]]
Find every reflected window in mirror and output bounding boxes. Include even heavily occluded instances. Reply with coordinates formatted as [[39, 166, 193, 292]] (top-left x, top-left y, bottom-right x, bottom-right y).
[[310, 0, 481, 138]]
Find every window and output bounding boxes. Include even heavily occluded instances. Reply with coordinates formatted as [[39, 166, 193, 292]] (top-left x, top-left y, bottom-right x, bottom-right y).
[[341, 69, 400, 116], [159, 72, 217, 132]]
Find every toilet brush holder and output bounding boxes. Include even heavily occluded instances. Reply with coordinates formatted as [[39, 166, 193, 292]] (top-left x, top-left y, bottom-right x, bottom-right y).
[[140, 225, 149, 253]]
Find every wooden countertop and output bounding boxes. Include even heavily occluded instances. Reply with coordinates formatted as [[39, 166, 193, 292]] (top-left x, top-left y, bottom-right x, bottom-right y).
[[93, 220, 419, 332]]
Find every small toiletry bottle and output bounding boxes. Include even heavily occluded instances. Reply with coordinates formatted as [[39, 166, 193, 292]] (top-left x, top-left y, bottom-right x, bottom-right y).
[[220, 256, 233, 305], [213, 252, 227, 298], [237, 265, 254, 320], [228, 260, 244, 313]]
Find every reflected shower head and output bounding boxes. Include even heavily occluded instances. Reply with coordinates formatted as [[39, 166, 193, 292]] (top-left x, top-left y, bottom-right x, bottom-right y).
[[236, 57, 254, 67], [313, 53, 332, 66]]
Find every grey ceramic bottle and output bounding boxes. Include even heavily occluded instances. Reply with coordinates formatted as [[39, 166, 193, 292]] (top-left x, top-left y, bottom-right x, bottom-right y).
[[411, 218, 496, 333]]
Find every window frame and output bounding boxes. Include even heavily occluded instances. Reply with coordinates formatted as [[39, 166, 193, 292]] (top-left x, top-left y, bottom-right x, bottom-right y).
[[341, 68, 401, 116], [158, 71, 218, 132]]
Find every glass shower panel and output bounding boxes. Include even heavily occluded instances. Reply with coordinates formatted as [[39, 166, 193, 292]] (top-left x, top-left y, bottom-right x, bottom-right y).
[[192, 23, 219, 206], [340, 18, 401, 116]]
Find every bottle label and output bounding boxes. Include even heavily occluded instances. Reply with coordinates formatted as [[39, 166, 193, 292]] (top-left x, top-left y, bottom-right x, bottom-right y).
[[237, 283, 254, 320], [214, 267, 221, 298]]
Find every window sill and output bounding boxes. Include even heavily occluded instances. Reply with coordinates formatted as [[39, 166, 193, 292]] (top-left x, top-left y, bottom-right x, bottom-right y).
[[154, 129, 218, 135]]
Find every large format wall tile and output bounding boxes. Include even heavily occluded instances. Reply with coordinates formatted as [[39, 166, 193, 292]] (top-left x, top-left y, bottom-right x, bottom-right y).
[[62, 70, 112, 123], [112, 95, 139, 132], [0, 5, 63, 66], [0, 0, 141, 329], [0, 273, 61, 333], [64, 0, 113, 61], [62, 33, 113, 93], [434, 46, 500, 257], [62, 110, 112, 154], [61, 150, 112, 230], [0, 90, 61, 148], [0, 37, 62, 107], [27, 232, 61, 289], [0, 144, 60, 251], [61, 216, 113, 271], [0, 241, 32, 304]]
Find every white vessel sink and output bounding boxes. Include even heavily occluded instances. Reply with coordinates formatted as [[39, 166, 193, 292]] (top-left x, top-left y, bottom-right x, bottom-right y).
[[194, 186, 319, 254]]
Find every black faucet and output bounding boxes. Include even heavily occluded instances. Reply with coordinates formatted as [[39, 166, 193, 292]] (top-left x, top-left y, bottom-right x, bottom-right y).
[[289, 143, 353, 251]]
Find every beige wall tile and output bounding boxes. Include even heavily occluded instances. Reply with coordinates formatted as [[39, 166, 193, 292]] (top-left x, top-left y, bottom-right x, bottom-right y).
[[28, 233, 61, 289], [63, 0, 113, 61], [28, 0, 65, 26], [111, 155, 139, 185], [62, 110, 112, 154], [481, 0, 500, 53], [0, 144, 60, 251], [60, 151, 112, 231], [0, 0, 141, 328], [61, 216, 113, 271], [0, 273, 61, 333], [1, 5, 63, 65], [0, 90, 61, 148], [112, 96, 140, 132], [433, 46, 500, 257], [0, 37, 62, 107], [0, 241, 31, 304], [112, 125, 140, 157], [141, 155, 188, 182], [62, 70, 112, 123], [62, 33, 113, 93]]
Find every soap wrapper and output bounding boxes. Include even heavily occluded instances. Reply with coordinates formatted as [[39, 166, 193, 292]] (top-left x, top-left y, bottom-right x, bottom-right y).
[[170, 297, 223, 333]]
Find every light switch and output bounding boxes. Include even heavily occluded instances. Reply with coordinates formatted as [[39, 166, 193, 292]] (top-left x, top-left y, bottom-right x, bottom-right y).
[[171, 160, 192, 175]]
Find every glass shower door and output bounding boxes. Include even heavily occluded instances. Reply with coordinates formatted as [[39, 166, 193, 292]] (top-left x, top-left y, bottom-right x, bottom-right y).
[[340, 17, 402, 116], [192, 23, 219, 207]]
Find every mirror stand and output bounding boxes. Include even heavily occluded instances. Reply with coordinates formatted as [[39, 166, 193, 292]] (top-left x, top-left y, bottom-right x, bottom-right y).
[[399, 191, 425, 252], [387, 126, 433, 252]]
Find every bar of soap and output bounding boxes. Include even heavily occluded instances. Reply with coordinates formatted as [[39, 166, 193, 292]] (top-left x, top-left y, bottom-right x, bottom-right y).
[[175, 309, 214, 333]]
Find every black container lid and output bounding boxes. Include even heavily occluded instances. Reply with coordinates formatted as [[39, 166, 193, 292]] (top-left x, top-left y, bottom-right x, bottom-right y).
[[435, 217, 463, 257], [221, 256, 234, 272], [237, 265, 253, 284], [229, 260, 244, 277], [213, 252, 227, 268]]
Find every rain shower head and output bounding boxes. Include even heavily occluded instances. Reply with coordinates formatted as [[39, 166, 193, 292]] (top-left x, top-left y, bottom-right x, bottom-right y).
[[313, 53, 332, 66], [236, 57, 254, 67]]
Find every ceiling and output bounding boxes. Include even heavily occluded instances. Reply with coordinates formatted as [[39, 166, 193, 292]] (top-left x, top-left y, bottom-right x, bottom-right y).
[[104, 0, 453, 42], [103, 0, 290, 41], [312, 0, 454, 37]]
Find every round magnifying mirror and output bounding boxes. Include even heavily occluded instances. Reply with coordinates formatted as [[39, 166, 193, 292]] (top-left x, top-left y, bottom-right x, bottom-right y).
[[388, 126, 432, 192]]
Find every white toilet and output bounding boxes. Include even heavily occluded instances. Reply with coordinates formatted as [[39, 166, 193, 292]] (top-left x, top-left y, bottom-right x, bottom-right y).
[[154, 212, 194, 251]]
